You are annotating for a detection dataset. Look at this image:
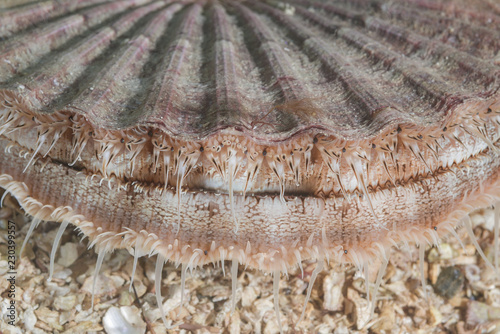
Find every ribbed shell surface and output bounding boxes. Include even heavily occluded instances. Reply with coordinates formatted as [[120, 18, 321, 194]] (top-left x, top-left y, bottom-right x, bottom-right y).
[[0, 0, 499, 142]]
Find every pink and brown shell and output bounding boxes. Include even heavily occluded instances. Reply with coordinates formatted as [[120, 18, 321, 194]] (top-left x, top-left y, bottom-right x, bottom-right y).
[[0, 0, 499, 331]]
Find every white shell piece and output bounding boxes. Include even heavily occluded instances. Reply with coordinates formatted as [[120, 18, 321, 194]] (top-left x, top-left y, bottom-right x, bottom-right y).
[[103, 306, 146, 334]]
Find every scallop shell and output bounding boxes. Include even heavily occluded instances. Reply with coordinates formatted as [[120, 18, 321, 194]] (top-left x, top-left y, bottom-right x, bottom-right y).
[[0, 0, 499, 332], [0, 0, 498, 139]]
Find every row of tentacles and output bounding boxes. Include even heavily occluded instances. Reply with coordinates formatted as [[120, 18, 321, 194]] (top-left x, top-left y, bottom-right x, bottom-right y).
[[1, 167, 500, 332], [1, 93, 499, 231], [1, 86, 499, 333]]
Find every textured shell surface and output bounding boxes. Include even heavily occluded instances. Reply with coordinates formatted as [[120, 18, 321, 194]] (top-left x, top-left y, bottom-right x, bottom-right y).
[[0, 0, 500, 332]]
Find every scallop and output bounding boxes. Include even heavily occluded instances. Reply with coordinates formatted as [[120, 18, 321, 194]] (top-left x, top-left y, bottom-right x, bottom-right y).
[[0, 0, 499, 332]]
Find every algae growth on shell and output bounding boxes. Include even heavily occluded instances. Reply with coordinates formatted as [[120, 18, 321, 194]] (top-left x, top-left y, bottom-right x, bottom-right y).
[[0, 0, 499, 332]]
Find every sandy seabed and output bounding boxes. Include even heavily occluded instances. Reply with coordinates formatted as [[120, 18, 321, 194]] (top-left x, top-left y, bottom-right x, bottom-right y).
[[1, 201, 500, 334]]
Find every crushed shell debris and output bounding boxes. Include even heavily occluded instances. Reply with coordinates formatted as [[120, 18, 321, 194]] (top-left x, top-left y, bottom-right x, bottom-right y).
[[2, 206, 500, 333]]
